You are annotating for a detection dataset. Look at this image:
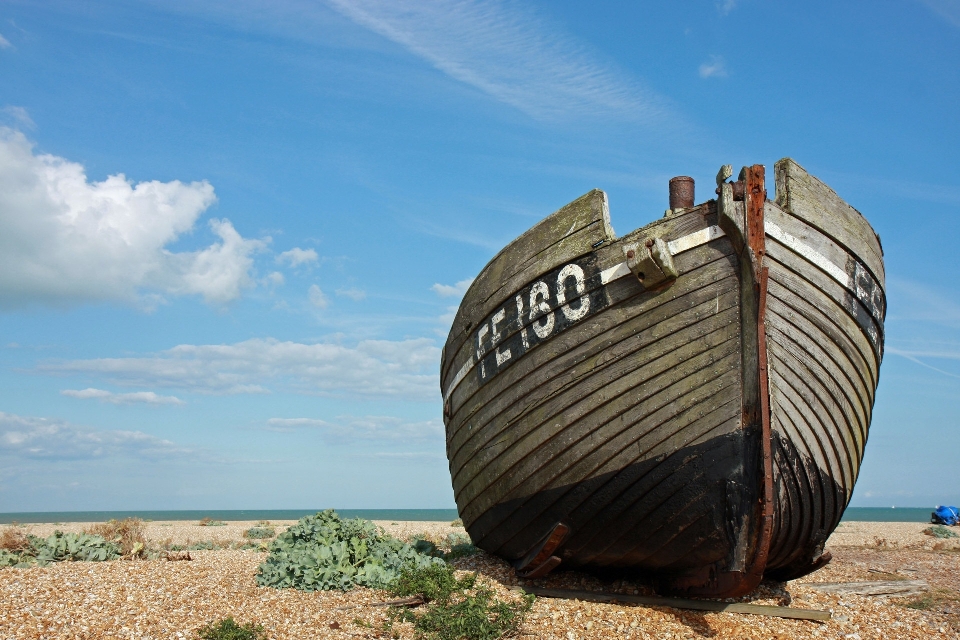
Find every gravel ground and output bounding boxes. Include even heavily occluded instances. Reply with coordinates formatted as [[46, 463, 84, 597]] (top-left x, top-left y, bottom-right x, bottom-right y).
[[828, 521, 960, 551], [1, 519, 958, 639]]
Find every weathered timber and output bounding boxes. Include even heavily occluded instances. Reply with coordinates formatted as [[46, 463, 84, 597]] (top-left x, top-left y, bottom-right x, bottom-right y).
[[448, 246, 738, 465], [519, 587, 832, 621], [775, 159, 884, 283], [443, 190, 613, 383], [804, 581, 928, 598], [442, 158, 884, 596]]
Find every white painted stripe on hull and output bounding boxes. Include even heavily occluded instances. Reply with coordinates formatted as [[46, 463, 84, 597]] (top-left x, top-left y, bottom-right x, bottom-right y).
[[600, 225, 726, 285], [445, 357, 475, 405], [667, 225, 726, 255], [600, 262, 631, 284], [765, 222, 852, 289]]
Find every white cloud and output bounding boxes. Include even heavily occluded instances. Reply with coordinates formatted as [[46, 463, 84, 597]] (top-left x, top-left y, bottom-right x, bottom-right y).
[[0, 411, 191, 460], [918, 0, 960, 27], [276, 247, 319, 268], [433, 278, 471, 333], [38, 337, 441, 399], [263, 271, 285, 287], [327, 0, 670, 123], [0, 34, 11, 50], [2, 106, 33, 129], [0, 128, 265, 309], [265, 415, 442, 443], [431, 278, 473, 298], [61, 388, 185, 406], [437, 305, 459, 333], [336, 287, 367, 301], [308, 284, 329, 308], [699, 55, 728, 79], [717, 0, 737, 15]]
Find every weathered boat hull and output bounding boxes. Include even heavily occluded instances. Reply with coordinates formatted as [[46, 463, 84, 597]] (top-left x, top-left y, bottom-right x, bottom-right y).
[[441, 159, 884, 596], [763, 161, 884, 580]]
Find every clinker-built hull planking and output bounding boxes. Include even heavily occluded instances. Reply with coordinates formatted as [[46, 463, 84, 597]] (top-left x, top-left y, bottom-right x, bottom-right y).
[[440, 158, 884, 597]]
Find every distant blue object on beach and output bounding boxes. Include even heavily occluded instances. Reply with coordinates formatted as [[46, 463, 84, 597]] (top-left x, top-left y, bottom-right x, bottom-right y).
[[931, 505, 960, 526]]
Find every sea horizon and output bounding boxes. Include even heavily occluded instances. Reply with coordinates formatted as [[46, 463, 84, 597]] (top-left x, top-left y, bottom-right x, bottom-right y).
[[0, 506, 942, 525], [0, 509, 461, 524]]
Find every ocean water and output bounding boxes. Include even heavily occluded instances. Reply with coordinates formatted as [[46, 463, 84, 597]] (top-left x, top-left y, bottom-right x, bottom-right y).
[[0, 507, 940, 524], [840, 507, 934, 523], [0, 509, 460, 525]]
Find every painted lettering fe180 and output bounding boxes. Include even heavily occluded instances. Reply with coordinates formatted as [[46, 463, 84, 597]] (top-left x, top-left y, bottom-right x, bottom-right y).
[[476, 263, 592, 380]]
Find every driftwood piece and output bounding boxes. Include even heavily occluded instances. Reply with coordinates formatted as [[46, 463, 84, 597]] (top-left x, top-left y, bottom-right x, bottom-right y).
[[804, 580, 929, 598], [333, 596, 424, 611], [518, 587, 831, 621]]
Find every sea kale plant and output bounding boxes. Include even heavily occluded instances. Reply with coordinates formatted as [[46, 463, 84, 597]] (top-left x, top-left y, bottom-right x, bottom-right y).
[[255, 510, 444, 591], [0, 531, 120, 568], [243, 526, 276, 539]]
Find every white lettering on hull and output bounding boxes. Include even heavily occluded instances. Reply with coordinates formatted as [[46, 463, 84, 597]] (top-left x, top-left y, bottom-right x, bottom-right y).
[[557, 264, 590, 322], [529, 281, 555, 339], [443, 225, 731, 405]]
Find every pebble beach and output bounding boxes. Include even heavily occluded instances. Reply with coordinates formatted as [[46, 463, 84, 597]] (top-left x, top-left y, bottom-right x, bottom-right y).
[[1, 519, 958, 639]]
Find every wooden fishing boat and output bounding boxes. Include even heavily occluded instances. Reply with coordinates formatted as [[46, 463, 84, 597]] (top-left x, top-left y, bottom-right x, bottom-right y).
[[440, 159, 884, 597], [441, 159, 885, 596]]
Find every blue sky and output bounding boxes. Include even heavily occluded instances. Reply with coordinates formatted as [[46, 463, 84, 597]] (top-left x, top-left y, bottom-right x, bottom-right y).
[[0, 0, 958, 511]]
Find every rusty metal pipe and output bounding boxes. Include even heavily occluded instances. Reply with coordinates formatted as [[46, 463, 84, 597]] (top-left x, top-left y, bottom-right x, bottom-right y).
[[669, 176, 695, 210]]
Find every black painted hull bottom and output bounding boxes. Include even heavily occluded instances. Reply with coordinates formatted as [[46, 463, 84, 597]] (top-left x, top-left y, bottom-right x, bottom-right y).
[[468, 431, 767, 588], [466, 428, 847, 589], [766, 432, 847, 581]]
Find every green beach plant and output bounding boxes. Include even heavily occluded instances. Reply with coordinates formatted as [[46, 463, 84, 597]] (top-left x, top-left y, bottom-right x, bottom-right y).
[[0, 531, 120, 567], [924, 525, 959, 539], [442, 532, 479, 560], [255, 510, 444, 591], [446, 532, 471, 546], [195, 617, 266, 640], [386, 563, 535, 640], [243, 526, 276, 539]]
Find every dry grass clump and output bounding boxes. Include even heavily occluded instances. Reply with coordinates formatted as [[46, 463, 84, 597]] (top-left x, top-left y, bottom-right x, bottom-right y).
[[199, 517, 227, 527], [85, 518, 148, 558], [0, 528, 30, 553]]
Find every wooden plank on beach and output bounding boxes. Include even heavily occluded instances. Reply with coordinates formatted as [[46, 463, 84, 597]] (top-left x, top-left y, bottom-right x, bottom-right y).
[[518, 587, 832, 621], [804, 580, 929, 597]]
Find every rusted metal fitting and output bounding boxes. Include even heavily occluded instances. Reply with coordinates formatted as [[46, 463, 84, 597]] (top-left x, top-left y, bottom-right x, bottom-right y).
[[714, 163, 746, 201], [717, 179, 747, 201], [669, 176, 695, 210]]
